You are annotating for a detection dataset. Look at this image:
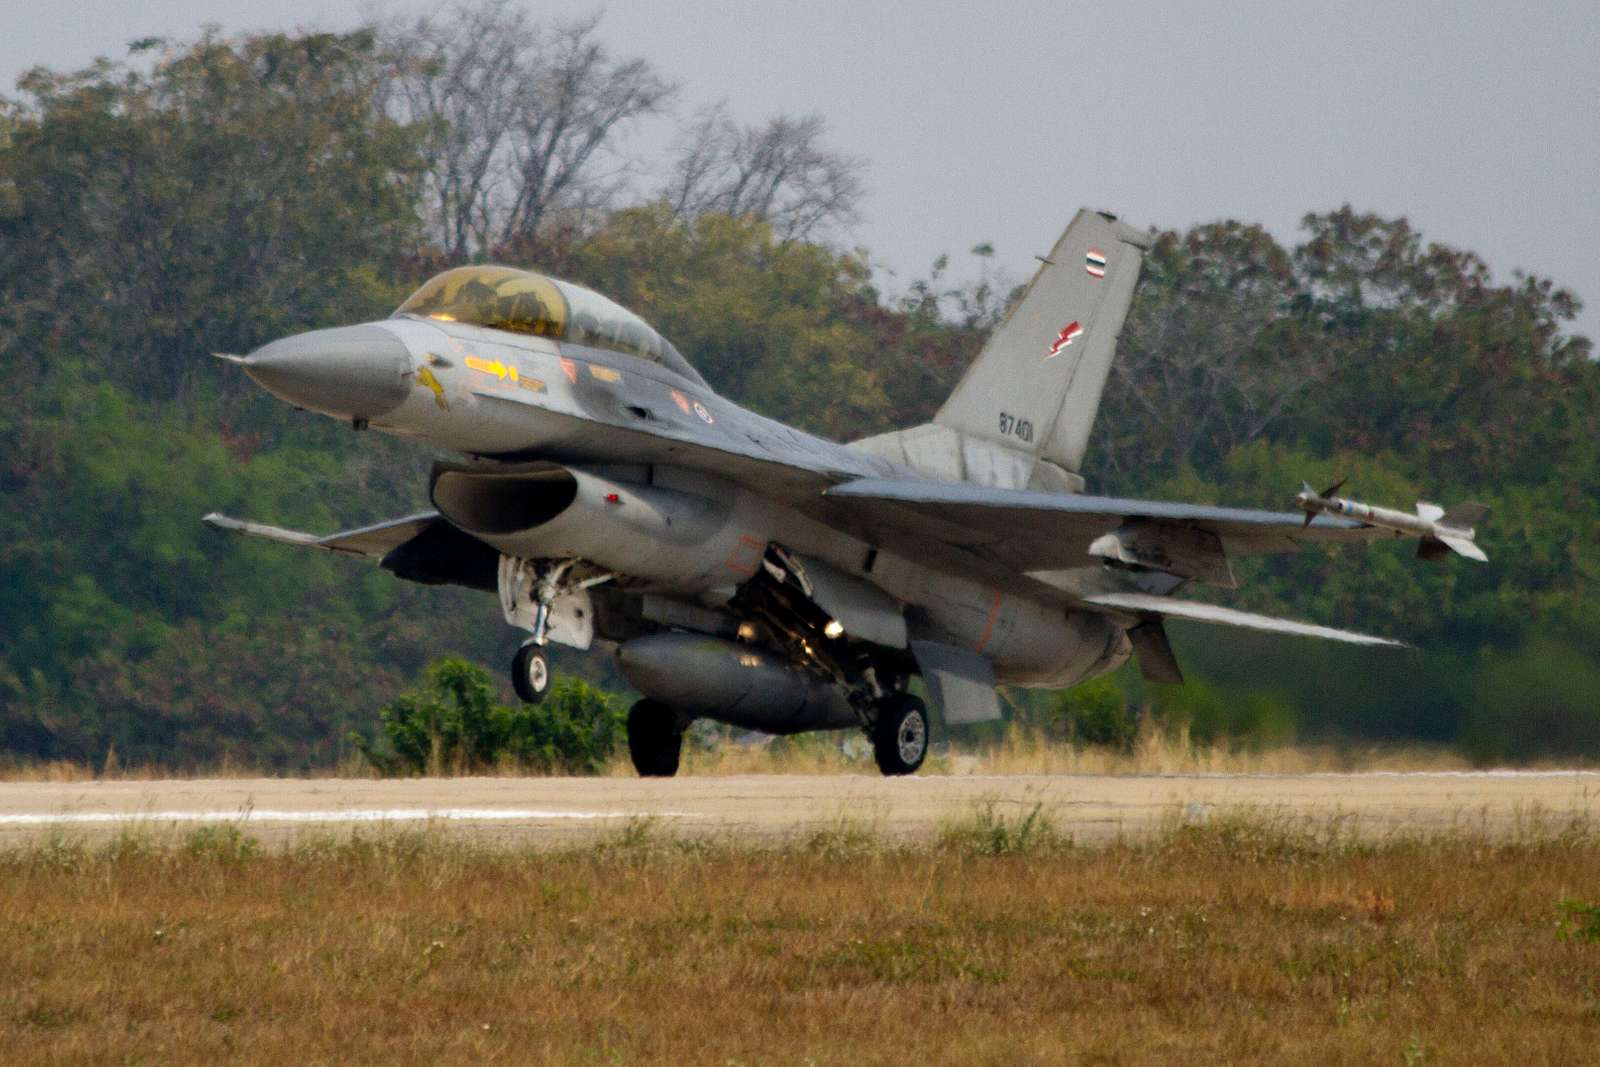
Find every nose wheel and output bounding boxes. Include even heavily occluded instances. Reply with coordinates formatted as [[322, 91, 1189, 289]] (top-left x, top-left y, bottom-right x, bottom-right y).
[[872, 693, 929, 776], [512, 644, 551, 704]]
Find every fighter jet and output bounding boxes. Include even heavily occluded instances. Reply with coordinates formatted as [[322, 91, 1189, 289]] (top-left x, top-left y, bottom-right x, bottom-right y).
[[206, 209, 1447, 777]]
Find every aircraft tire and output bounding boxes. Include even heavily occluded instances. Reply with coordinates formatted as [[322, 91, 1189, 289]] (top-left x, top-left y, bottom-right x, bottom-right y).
[[512, 644, 551, 704], [873, 693, 929, 776], [628, 700, 683, 778]]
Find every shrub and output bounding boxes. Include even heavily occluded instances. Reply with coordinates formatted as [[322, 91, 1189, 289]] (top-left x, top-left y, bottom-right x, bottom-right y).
[[354, 657, 625, 775], [1054, 676, 1135, 749]]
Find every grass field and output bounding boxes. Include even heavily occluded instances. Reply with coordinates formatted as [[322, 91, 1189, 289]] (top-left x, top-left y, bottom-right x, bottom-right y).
[[4, 810, 1599, 1065]]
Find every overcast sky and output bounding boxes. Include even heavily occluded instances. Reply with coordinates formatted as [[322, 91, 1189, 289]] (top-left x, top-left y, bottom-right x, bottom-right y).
[[6, 1, 1596, 340]]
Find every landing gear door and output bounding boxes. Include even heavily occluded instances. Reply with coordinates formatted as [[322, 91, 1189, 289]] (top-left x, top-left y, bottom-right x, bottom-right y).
[[498, 556, 596, 651], [908, 640, 1001, 726]]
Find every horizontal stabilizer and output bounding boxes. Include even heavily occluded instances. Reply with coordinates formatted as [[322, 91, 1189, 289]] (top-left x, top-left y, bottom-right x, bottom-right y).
[[1416, 502, 1444, 523], [1082, 592, 1408, 648]]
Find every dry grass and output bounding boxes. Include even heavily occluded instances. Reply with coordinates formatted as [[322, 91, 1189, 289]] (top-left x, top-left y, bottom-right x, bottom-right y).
[[4, 723, 1577, 782], [3, 812, 1598, 1065], [663, 722, 1476, 778], [0, 741, 1491, 782]]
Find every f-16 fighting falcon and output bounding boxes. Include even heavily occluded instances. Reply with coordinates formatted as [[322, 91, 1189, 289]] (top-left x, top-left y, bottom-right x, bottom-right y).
[[206, 210, 1479, 777]]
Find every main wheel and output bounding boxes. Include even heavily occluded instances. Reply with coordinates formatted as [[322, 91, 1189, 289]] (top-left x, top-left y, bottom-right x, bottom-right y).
[[627, 699, 683, 778], [873, 693, 929, 776], [512, 644, 551, 704]]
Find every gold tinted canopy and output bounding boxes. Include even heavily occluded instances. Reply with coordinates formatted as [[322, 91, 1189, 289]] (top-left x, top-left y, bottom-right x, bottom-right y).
[[394, 266, 701, 382]]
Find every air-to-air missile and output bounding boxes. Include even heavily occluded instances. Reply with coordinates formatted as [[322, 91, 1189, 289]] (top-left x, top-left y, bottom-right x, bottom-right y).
[[1294, 480, 1489, 562]]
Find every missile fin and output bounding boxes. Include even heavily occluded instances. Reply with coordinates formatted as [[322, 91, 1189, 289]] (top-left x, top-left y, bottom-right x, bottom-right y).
[[1415, 501, 1445, 523], [1441, 502, 1489, 531], [1436, 534, 1488, 563], [1417, 537, 1452, 563]]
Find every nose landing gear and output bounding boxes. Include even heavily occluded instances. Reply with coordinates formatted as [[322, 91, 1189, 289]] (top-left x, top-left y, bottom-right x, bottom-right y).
[[498, 556, 612, 705], [512, 643, 551, 704]]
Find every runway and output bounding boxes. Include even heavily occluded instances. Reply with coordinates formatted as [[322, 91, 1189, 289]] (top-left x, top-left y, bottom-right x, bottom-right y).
[[1, 770, 1596, 843]]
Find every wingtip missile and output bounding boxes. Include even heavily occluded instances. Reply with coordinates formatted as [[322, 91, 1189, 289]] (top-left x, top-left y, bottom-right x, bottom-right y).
[[1294, 482, 1488, 562]]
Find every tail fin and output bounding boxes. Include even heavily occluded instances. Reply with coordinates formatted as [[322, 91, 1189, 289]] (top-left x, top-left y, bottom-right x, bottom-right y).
[[934, 209, 1151, 475]]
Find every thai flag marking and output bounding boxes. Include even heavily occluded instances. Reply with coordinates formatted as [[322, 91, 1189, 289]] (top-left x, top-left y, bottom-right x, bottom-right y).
[[1086, 248, 1108, 279], [1046, 320, 1084, 359]]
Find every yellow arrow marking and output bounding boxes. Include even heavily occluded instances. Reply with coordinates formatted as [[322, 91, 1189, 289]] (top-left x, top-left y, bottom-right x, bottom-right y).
[[464, 355, 520, 383]]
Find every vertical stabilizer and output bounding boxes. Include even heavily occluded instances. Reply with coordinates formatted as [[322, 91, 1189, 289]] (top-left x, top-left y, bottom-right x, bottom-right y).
[[934, 209, 1150, 475]]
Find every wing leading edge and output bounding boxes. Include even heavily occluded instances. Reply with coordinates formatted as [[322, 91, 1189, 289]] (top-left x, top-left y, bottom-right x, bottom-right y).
[[202, 511, 440, 558], [203, 510, 499, 592]]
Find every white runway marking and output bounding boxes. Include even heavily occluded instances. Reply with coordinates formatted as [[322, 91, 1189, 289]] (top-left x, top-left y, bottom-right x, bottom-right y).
[[929, 770, 1600, 783], [0, 808, 690, 827]]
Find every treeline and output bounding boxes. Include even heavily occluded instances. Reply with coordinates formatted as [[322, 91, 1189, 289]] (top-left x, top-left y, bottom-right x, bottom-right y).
[[0, 13, 1595, 769]]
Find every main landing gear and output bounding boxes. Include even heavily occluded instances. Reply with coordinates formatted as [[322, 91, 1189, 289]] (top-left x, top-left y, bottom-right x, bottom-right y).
[[871, 692, 929, 776], [620, 692, 929, 778], [627, 699, 684, 777]]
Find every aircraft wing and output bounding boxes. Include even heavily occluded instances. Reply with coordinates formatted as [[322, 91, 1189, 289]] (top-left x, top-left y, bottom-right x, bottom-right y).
[[204, 510, 500, 591], [202, 511, 441, 558], [822, 477, 1384, 574]]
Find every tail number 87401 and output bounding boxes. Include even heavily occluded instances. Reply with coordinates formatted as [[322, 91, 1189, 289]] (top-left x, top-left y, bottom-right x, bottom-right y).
[[998, 412, 1034, 444]]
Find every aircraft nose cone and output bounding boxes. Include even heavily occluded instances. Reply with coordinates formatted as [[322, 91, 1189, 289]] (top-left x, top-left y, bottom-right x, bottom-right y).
[[243, 324, 412, 419]]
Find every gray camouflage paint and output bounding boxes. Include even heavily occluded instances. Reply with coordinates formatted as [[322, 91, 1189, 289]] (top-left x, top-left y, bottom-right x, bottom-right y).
[[212, 211, 1420, 735]]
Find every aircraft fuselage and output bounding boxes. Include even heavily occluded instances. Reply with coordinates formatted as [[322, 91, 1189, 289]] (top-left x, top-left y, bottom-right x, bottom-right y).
[[242, 312, 1130, 695]]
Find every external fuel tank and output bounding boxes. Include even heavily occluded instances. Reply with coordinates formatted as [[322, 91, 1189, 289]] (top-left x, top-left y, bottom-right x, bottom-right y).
[[616, 633, 858, 734]]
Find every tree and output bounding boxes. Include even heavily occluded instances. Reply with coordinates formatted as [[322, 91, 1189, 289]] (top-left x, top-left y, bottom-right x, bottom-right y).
[[378, 3, 673, 258], [358, 657, 625, 775], [1096, 222, 1319, 483], [662, 104, 864, 241], [0, 32, 426, 401]]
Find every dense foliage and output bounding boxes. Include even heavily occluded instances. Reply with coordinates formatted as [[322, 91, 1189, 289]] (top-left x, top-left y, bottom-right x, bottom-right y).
[[1, 24, 1595, 768], [357, 657, 624, 775]]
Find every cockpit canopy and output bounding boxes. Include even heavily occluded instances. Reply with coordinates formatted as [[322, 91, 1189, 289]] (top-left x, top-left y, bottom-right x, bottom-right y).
[[394, 266, 704, 385]]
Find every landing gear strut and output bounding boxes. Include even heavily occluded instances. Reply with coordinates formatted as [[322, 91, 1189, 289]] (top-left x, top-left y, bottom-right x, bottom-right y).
[[872, 693, 929, 776], [499, 556, 613, 706], [627, 700, 683, 777], [512, 643, 551, 704]]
